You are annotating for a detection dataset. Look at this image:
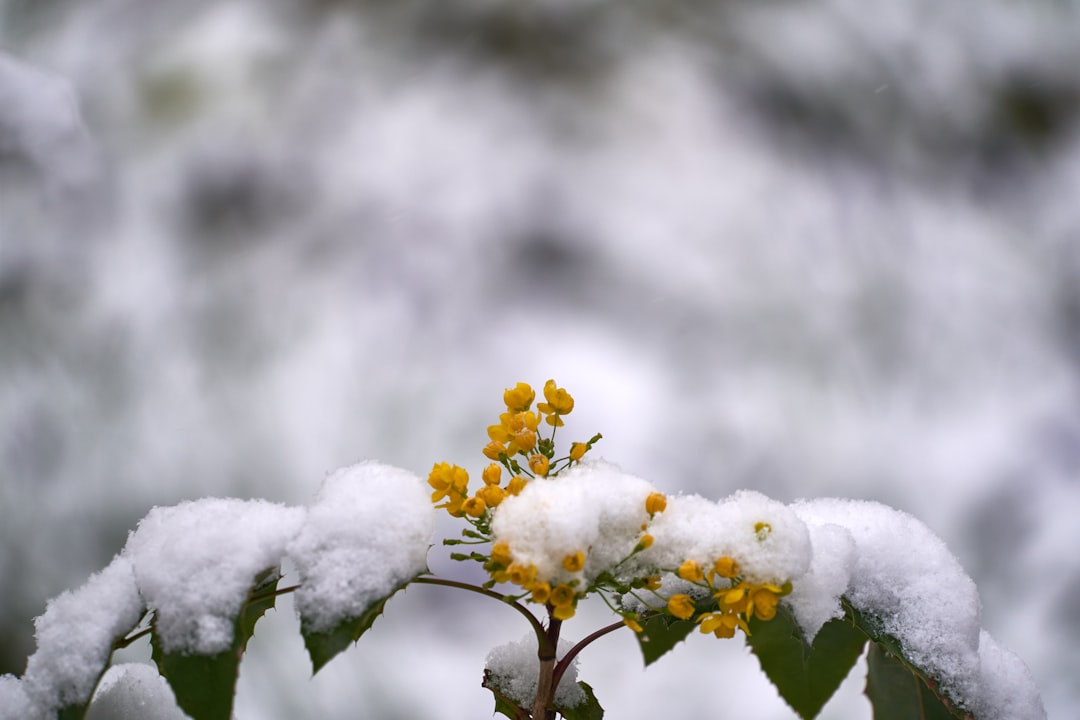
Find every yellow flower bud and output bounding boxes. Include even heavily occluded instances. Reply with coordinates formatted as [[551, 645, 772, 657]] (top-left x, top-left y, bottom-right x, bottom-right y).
[[667, 594, 696, 620], [636, 534, 654, 551], [552, 603, 576, 620], [530, 582, 551, 604], [754, 521, 772, 541], [623, 617, 644, 633], [490, 542, 513, 568], [550, 583, 576, 607], [528, 454, 550, 477], [569, 442, 588, 461], [645, 492, 667, 515], [483, 441, 506, 461], [477, 484, 507, 508], [562, 551, 585, 573], [644, 576, 662, 591], [508, 563, 537, 586], [538, 379, 575, 415], [463, 496, 486, 518], [507, 476, 528, 496], [677, 560, 704, 583], [482, 463, 502, 486], [503, 382, 535, 412], [713, 556, 740, 579]]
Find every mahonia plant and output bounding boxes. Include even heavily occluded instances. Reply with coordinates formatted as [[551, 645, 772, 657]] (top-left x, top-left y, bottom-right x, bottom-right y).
[[2, 379, 1045, 720]]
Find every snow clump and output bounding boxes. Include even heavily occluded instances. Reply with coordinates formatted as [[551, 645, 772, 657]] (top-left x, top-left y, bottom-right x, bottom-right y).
[[86, 663, 190, 720], [125, 498, 305, 654], [286, 461, 435, 633], [485, 634, 585, 709], [490, 461, 656, 585]]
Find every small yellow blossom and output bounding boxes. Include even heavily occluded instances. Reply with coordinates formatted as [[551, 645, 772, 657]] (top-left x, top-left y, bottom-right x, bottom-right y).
[[528, 454, 550, 476], [569, 442, 588, 461], [748, 583, 784, 621], [488, 411, 540, 454], [643, 576, 662, 591], [550, 583, 576, 608], [552, 603, 576, 620], [508, 563, 537, 586], [699, 612, 748, 639], [503, 382, 535, 412], [636, 533, 654, 551], [677, 559, 705, 583], [483, 441, 506, 461], [667, 594, 696, 620], [463, 496, 486, 518], [477, 484, 507, 508], [490, 542, 513, 568], [645, 492, 667, 515], [562, 551, 585, 573], [537, 379, 574, 426], [482, 464, 502, 486], [507, 476, 528, 496], [529, 582, 551, 604], [623, 617, 644, 633], [754, 521, 772, 541], [718, 585, 749, 614], [713, 556, 740, 579], [428, 462, 469, 503]]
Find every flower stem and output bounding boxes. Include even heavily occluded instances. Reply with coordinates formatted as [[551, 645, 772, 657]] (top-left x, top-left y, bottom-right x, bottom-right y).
[[411, 576, 546, 642], [532, 609, 562, 720]]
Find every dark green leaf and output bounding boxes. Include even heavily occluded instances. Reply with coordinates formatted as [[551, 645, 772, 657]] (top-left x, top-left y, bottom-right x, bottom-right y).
[[865, 643, 967, 720], [300, 578, 414, 674], [153, 568, 280, 720], [634, 613, 696, 666], [746, 608, 867, 720], [557, 681, 604, 720]]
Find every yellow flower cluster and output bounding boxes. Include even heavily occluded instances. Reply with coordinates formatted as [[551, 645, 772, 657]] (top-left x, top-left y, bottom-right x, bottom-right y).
[[429, 380, 600, 521], [486, 541, 584, 620], [658, 555, 790, 639]]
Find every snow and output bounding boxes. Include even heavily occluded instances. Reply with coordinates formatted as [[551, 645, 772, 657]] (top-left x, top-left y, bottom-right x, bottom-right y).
[[636, 490, 812, 586], [286, 461, 435, 633], [125, 498, 305, 655], [19, 556, 144, 716], [485, 634, 585, 710], [489, 461, 656, 585], [86, 663, 190, 720], [784, 522, 856, 641], [0, 674, 39, 720], [972, 631, 1046, 720]]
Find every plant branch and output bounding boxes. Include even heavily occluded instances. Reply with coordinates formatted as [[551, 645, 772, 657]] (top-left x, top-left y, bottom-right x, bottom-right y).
[[412, 576, 546, 640]]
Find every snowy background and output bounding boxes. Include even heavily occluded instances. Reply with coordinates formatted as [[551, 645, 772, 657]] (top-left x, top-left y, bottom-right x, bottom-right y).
[[2, 0, 1079, 717]]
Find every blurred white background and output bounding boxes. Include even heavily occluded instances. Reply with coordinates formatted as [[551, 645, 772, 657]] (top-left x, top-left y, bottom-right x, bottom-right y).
[[2, 0, 1079, 717]]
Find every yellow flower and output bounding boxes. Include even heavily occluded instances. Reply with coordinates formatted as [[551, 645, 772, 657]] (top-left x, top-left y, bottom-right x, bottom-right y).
[[537, 379, 574, 426], [713, 556, 740, 580], [508, 563, 537, 586], [636, 533, 654, 551], [529, 454, 550, 477], [507, 476, 528, 496], [755, 521, 772, 541], [463, 496, 486, 518], [569, 442, 588, 461], [483, 441, 506, 461], [552, 603, 576, 620], [645, 492, 667, 515], [529, 582, 551, 604], [427, 462, 469, 503], [477, 484, 507, 508], [677, 559, 704, 583], [550, 583, 576, 608], [698, 612, 748, 639], [503, 382, 535, 412], [718, 584, 749, 614], [490, 542, 513, 568], [488, 412, 540, 455], [482, 463, 502, 486], [667, 594, 696, 620], [748, 583, 784, 621], [643, 576, 662, 591], [623, 616, 644, 633], [562, 551, 585, 573]]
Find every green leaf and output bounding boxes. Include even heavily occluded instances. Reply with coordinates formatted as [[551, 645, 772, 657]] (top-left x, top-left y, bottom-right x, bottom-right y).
[[634, 613, 696, 666], [153, 568, 280, 720], [745, 608, 867, 720], [557, 681, 604, 720], [300, 578, 415, 674], [865, 643, 967, 720]]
